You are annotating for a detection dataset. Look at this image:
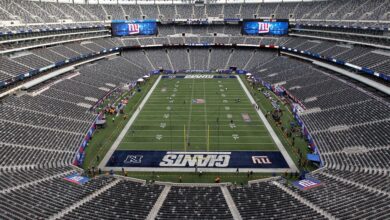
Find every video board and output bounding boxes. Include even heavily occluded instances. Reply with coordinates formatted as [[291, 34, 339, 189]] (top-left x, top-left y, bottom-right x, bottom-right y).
[[111, 20, 157, 36], [242, 19, 289, 36]]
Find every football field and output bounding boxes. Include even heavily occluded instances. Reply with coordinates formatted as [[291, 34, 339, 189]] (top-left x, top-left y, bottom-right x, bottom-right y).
[[119, 75, 277, 152], [100, 75, 296, 172]]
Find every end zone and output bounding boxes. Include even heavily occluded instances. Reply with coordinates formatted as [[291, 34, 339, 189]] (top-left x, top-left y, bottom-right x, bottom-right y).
[[105, 150, 290, 173]]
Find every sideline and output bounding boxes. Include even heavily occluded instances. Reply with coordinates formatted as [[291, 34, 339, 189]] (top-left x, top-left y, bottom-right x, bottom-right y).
[[98, 75, 162, 170], [236, 75, 298, 173]]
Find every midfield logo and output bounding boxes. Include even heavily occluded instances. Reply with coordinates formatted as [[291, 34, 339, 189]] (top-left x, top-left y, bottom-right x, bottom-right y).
[[258, 22, 270, 34], [252, 156, 272, 164], [159, 152, 230, 167], [124, 155, 143, 164], [128, 24, 140, 35]]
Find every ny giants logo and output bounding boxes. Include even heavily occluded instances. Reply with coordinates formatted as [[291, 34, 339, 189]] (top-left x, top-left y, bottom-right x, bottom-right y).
[[258, 22, 270, 34], [128, 23, 140, 35], [252, 156, 272, 164]]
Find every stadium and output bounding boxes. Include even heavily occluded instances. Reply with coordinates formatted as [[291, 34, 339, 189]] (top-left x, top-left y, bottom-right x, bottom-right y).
[[0, 0, 389, 219]]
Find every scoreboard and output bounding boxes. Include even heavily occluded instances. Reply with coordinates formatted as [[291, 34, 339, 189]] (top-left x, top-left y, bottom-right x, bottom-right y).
[[111, 20, 158, 36], [242, 19, 289, 36]]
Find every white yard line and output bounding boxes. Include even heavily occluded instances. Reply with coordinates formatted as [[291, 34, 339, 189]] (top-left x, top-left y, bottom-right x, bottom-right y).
[[200, 78, 212, 146], [185, 79, 196, 145], [131, 119, 267, 122], [236, 76, 298, 173], [120, 141, 276, 145], [132, 123, 267, 127], [122, 135, 272, 138], [98, 75, 162, 170]]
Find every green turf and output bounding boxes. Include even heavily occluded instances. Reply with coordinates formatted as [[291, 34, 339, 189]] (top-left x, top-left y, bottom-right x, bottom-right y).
[[84, 74, 315, 183], [118, 75, 278, 152]]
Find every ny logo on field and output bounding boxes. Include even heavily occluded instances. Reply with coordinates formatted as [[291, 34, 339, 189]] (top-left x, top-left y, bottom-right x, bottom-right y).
[[124, 155, 143, 164], [252, 156, 272, 164]]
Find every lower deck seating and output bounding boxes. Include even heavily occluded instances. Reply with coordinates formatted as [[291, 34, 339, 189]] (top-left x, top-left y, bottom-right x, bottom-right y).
[[156, 186, 233, 220], [62, 180, 164, 220], [229, 182, 326, 220], [284, 173, 390, 220]]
